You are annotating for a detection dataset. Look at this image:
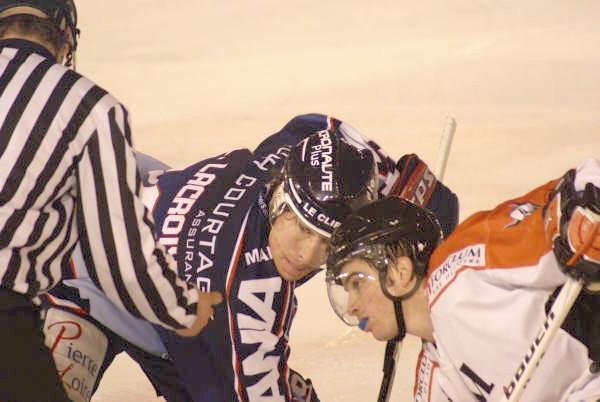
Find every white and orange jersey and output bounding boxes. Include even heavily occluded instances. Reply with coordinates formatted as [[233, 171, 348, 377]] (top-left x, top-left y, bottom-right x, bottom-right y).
[[417, 179, 600, 402], [414, 341, 453, 402]]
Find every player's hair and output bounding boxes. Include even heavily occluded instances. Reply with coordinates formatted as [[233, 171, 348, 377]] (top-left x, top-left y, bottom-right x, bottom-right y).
[[382, 241, 412, 265], [0, 0, 79, 66], [0, 14, 66, 54], [265, 170, 285, 221], [327, 196, 442, 300]]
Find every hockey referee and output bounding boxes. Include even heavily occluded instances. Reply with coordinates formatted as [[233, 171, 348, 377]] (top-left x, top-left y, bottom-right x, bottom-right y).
[[0, 1, 221, 400]]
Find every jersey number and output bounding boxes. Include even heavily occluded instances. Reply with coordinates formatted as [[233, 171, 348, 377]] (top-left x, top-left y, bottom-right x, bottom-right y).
[[460, 363, 494, 402]]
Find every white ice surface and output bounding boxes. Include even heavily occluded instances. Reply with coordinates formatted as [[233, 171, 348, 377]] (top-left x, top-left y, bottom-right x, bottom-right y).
[[74, 1, 600, 401]]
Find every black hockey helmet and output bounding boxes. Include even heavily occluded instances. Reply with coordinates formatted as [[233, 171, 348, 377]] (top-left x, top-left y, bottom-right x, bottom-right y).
[[327, 196, 442, 296], [271, 129, 378, 238], [325, 196, 442, 334], [0, 0, 79, 66]]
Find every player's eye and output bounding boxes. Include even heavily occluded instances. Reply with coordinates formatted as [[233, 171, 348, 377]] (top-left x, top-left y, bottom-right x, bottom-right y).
[[300, 223, 313, 235], [295, 216, 314, 234], [342, 272, 365, 292]]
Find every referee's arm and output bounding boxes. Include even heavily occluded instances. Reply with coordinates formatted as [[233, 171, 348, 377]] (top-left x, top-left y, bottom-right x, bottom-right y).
[[76, 99, 198, 330]]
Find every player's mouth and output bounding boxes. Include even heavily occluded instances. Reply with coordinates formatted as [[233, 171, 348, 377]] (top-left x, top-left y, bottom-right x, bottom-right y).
[[359, 317, 369, 331], [283, 256, 307, 278]]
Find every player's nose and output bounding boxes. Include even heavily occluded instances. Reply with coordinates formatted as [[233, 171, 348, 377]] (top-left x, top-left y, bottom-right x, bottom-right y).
[[345, 294, 360, 317]]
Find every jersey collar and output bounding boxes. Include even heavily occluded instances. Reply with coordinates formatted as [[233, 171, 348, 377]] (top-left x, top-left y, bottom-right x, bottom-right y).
[[0, 38, 57, 62]]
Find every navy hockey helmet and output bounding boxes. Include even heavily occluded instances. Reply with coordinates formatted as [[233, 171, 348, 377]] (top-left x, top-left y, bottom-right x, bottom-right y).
[[327, 196, 443, 296], [0, 0, 79, 66], [270, 129, 378, 239]]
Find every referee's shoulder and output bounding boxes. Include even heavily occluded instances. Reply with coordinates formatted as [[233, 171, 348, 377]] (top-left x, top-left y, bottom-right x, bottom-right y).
[[61, 66, 128, 115]]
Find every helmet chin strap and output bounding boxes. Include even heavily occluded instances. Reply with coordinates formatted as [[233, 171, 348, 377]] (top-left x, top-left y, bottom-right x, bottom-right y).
[[376, 299, 407, 402], [377, 301, 405, 402], [378, 339, 400, 402], [393, 299, 406, 341], [380, 265, 425, 305], [377, 276, 422, 402]]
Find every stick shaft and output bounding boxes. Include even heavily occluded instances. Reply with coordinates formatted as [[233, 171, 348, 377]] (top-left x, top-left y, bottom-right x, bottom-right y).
[[434, 116, 456, 181], [378, 341, 402, 402], [377, 117, 457, 402], [504, 278, 583, 401]]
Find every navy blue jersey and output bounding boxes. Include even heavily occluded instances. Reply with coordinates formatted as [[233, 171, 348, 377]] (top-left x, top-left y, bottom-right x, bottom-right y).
[[154, 148, 295, 401], [44, 114, 459, 402]]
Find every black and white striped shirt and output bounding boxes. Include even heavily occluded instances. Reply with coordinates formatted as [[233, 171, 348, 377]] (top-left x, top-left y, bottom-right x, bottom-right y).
[[0, 39, 198, 330]]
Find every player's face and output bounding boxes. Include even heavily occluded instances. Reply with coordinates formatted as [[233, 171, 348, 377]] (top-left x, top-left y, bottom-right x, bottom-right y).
[[338, 259, 399, 341], [269, 210, 328, 281]]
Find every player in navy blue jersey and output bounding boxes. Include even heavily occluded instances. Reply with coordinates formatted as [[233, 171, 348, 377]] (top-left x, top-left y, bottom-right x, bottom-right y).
[[42, 113, 459, 401]]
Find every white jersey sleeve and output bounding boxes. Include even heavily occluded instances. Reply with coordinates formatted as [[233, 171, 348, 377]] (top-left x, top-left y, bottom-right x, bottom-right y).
[[425, 178, 600, 402]]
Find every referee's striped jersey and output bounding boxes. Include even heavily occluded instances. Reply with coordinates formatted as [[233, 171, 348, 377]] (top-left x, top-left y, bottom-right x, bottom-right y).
[[0, 39, 198, 330]]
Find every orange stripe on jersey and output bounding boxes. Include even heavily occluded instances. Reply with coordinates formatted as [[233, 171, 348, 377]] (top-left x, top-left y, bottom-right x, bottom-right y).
[[428, 264, 526, 308], [225, 215, 249, 402], [276, 281, 291, 336], [427, 179, 559, 306], [68, 258, 77, 278], [414, 348, 425, 395], [226, 237, 245, 297], [277, 283, 292, 400], [43, 293, 88, 316], [414, 345, 439, 402], [427, 364, 438, 402]]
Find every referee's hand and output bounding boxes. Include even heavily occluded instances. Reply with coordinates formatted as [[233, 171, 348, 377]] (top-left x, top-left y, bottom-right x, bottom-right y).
[[176, 291, 223, 337]]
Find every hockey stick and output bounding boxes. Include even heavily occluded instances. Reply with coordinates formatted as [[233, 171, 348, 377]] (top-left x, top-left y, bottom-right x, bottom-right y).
[[377, 116, 457, 402], [502, 277, 583, 401], [434, 116, 456, 181], [378, 340, 402, 402]]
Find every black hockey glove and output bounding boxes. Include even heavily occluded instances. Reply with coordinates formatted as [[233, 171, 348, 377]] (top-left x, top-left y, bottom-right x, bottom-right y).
[[547, 287, 600, 372], [288, 368, 320, 402], [390, 154, 459, 238], [544, 169, 600, 289]]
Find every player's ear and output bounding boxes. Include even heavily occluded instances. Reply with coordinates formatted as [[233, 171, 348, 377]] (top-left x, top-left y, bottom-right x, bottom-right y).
[[396, 256, 414, 287], [56, 43, 68, 63], [384, 256, 414, 297]]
